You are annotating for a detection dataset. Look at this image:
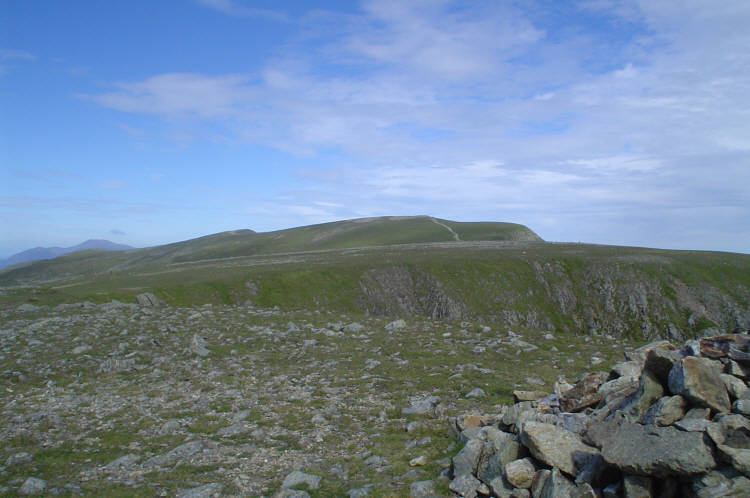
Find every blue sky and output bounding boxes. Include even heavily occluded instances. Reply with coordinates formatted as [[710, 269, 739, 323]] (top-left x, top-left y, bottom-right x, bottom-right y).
[[2, 0, 749, 256]]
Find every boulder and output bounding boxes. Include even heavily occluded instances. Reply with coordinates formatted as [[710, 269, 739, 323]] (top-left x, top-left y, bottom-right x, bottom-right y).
[[403, 396, 440, 415], [281, 471, 321, 490], [513, 391, 549, 402], [538, 468, 576, 498], [136, 292, 161, 307], [597, 376, 639, 406], [722, 374, 750, 400], [640, 395, 687, 426], [449, 473, 483, 498], [717, 445, 750, 477], [18, 477, 46, 495], [621, 369, 664, 422], [644, 348, 682, 384], [559, 372, 607, 413], [409, 480, 436, 497], [505, 458, 536, 489], [477, 429, 522, 484], [177, 483, 223, 498], [626, 340, 675, 365], [453, 439, 485, 477], [520, 422, 599, 477], [668, 357, 731, 413], [600, 421, 716, 477], [610, 361, 642, 379]]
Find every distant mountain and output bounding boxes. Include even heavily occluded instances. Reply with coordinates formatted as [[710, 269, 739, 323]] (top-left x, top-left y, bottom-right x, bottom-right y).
[[0, 239, 134, 268]]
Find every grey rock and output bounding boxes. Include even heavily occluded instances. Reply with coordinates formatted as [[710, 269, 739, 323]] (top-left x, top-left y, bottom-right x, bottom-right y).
[[159, 419, 181, 434], [573, 483, 597, 498], [343, 322, 364, 333], [622, 475, 652, 498], [597, 376, 639, 406], [684, 407, 711, 419], [640, 395, 686, 426], [146, 440, 206, 467], [191, 333, 210, 357], [555, 412, 589, 435], [513, 390, 549, 402], [734, 399, 750, 416], [385, 319, 406, 331], [276, 490, 310, 498], [502, 401, 536, 427], [520, 422, 599, 477], [104, 453, 140, 471], [690, 468, 750, 497], [674, 418, 714, 433], [626, 340, 675, 365], [281, 470, 321, 490], [453, 439, 485, 476], [575, 454, 607, 486], [403, 396, 440, 415], [539, 468, 576, 498], [621, 369, 664, 422], [610, 361, 642, 379], [601, 421, 716, 477], [644, 347, 682, 384], [727, 360, 750, 379], [363, 455, 389, 468], [477, 429, 522, 484], [449, 473, 483, 498], [505, 458, 536, 489], [531, 469, 550, 498], [18, 477, 46, 495], [668, 356, 731, 413], [512, 489, 531, 498], [216, 423, 248, 437], [721, 374, 749, 400], [559, 372, 607, 413], [347, 487, 370, 497], [177, 482, 223, 498], [5, 452, 33, 466], [409, 480, 436, 497], [136, 292, 161, 306], [716, 413, 750, 448], [465, 387, 486, 398], [488, 475, 515, 498], [717, 445, 750, 477]]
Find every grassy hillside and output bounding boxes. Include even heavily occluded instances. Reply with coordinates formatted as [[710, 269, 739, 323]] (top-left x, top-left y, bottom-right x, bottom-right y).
[[0, 216, 539, 283]]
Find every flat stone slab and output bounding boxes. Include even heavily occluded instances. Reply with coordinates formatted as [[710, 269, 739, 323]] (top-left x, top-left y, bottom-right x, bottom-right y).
[[601, 422, 716, 477], [520, 422, 599, 477]]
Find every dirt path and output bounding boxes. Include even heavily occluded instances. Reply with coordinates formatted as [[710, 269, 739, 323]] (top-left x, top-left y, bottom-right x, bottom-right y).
[[430, 217, 461, 241]]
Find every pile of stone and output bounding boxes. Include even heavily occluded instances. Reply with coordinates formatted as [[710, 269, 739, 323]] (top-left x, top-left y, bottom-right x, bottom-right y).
[[444, 333, 750, 497]]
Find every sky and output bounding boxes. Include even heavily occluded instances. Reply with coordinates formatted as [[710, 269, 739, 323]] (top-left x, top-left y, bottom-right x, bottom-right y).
[[1, 0, 749, 257]]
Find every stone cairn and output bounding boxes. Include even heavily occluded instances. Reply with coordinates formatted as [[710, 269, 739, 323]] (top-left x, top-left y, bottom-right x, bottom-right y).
[[443, 333, 750, 497]]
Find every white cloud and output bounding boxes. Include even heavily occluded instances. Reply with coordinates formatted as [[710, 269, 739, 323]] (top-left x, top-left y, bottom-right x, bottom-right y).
[[193, 0, 289, 22], [82, 73, 254, 118], [0, 49, 36, 61], [80, 0, 750, 251]]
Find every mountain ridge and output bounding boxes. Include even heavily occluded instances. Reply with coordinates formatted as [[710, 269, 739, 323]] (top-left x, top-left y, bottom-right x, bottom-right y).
[[0, 239, 134, 269], [1, 216, 748, 342]]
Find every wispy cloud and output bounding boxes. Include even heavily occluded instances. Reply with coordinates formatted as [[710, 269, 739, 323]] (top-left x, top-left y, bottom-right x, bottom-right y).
[[0, 49, 36, 61], [81, 73, 255, 118], [193, 0, 290, 22], [79, 0, 750, 250]]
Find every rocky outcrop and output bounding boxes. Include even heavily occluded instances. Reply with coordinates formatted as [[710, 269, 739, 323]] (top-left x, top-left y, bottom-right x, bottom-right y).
[[358, 266, 463, 319], [444, 333, 750, 497]]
